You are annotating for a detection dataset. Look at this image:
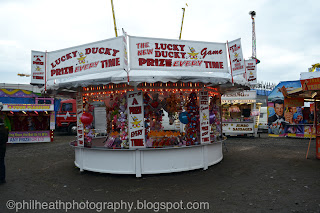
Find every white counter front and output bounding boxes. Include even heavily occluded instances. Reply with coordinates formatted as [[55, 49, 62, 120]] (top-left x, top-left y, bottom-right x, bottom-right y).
[[74, 142, 223, 177]]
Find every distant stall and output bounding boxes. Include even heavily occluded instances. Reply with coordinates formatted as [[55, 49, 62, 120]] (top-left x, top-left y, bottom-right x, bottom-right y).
[[267, 80, 315, 138], [0, 85, 55, 143], [221, 90, 260, 137], [298, 71, 320, 159]]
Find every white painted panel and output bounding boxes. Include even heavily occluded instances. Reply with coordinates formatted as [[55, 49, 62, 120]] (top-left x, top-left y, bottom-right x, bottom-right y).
[[141, 146, 204, 174]]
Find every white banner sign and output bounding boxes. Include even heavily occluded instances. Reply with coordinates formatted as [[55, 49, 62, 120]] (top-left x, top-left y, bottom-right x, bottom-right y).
[[228, 38, 245, 75], [127, 91, 145, 148], [245, 59, 257, 84], [222, 90, 257, 101], [46, 37, 124, 80], [129, 36, 228, 72], [222, 122, 254, 134], [199, 91, 210, 144], [2, 104, 54, 111], [31, 51, 46, 85]]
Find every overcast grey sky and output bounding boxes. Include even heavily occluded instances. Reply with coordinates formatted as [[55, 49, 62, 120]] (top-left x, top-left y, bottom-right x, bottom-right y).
[[0, 0, 319, 85]]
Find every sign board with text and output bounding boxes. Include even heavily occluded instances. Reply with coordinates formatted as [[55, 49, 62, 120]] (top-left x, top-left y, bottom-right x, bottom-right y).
[[222, 122, 254, 134], [7, 131, 51, 143], [127, 91, 145, 148], [45, 37, 124, 81], [221, 90, 257, 104], [129, 36, 228, 72], [245, 59, 257, 84], [31, 51, 46, 85], [199, 91, 210, 144], [228, 38, 245, 75], [2, 104, 54, 111]]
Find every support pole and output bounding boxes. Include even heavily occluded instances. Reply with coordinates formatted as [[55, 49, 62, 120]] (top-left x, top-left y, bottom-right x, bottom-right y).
[[111, 0, 118, 37], [179, 4, 188, 40]]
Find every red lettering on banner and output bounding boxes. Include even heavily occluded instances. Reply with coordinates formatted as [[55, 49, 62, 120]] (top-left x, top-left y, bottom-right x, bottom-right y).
[[129, 106, 141, 114], [154, 51, 186, 59], [33, 61, 44, 65], [131, 129, 143, 138], [138, 49, 153, 56], [33, 76, 44, 79], [101, 58, 120, 68], [155, 43, 185, 51], [132, 139, 144, 146], [202, 131, 209, 136], [51, 51, 77, 68], [131, 98, 139, 105], [75, 61, 99, 72], [229, 44, 240, 53], [204, 61, 224, 69], [202, 137, 210, 142], [201, 48, 223, 59], [201, 121, 209, 126], [51, 66, 74, 76], [33, 58, 44, 65], [200, 106, 209, 110], [112, 49, 120, 56], [233, 65, 244, 71], [139, 58, 172, 67], [84, 48, 120, 57], [172, 60, 203, 67], [136, 42, 150, 49], [202, 126, 209, 131]]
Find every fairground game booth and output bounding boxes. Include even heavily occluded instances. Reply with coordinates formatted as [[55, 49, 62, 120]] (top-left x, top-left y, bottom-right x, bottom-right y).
[[37, 35, 248, 177], [0, 84, 55, 143]]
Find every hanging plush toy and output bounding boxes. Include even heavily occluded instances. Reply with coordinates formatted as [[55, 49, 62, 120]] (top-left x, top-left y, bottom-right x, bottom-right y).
[[117, 93, 128, 148], [149, 93, 163, 130], [164, 94, 181, 124], [185, 92, 199, 145]]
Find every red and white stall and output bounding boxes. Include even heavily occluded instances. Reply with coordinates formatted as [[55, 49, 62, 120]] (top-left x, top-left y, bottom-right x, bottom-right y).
[[38, 35, 247, 177]]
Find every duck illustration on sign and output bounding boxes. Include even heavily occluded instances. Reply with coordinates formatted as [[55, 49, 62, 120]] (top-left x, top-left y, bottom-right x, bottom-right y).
[[131, 116, 142, 128], [203, 113, 208, 121], [77, 52, 87, 64], [187, 47, 199, 59], [233, 52, 241, 63], [35, 66, 41, 71]]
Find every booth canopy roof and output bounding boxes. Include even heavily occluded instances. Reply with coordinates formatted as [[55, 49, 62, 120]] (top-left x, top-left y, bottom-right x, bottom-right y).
[[46, 69, 247, 91], [0, 83, 41, 93]]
